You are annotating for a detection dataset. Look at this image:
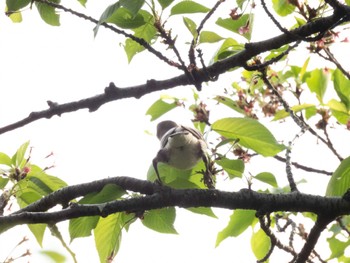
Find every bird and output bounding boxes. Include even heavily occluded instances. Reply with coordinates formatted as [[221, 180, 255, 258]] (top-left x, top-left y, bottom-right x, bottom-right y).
[[152, 120, 212, 186]]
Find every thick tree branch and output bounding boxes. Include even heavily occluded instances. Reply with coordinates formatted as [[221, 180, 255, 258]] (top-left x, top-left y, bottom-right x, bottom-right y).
[[1, 5, 349, 135], [1, 177, 350, 234], [295, 216, 334, 263]]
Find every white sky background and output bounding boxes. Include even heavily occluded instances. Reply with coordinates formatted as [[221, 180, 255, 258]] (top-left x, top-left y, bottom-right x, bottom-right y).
[[0, 0, 350, 262]]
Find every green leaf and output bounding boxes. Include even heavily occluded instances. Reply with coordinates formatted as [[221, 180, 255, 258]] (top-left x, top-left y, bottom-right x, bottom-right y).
[[94, 1, 144, 36], [170, 1, 210, 15], [199, 31, 224, 43], [6, 0, 31, 11], [146, 98, 178, 121], [186, 207, 217, 218], [77, 0, 87, 7], [28, 224, 46, 247], [69, 184, 125, 240], [80, 184, 125, 204], [254, 172, 278, 187], [236, 0, 248, 9], [0, 152, 12, 166], [124, 11, 156, 62], [158, 0, 174, 9], [7, 10, 23, 23], [328, 99, 350, 125], [0, 177, 9, 189], [251, 228, 271, 260], [216, 14, 254, 41], [327, 236, 350, 260], [106, 8, 146, 29], [326, 156, 350, 196], [12, 141, 30, 167], [333, 69, 350, 109], [183, 17, 197, 38], [273, 104, 316, 121], [306, 68, 329, 103], [39, 250, 66, 263], [214, 95, 245, 114], [211, 38, 244, 62], [216, 209, 256, 247], [147, 161, 208, 189], [70, 216, 99, 240], [212, 118, 285, 157], [120, 0, 145, 16], [216, 157, 244, 179], [272, 0, 295, 16], [27, 165, 68, 192], [35, 1, 60, 26], [94, 213, 124, 262], [142, 207, 178, 234]]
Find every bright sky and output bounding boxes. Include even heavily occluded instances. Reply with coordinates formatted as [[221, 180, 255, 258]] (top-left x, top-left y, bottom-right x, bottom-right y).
[[0, 0, 350, 262]]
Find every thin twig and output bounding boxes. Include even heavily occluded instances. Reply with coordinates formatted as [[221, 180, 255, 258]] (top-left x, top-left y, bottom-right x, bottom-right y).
[[323, 47, 350, 79], [33, 0, 177, 68], [260, 0, 326, 42], [274, 155, 333, 175], [323, 126, 343, 161], [261, 72, 343, 161], [188, 0, 225, 65], [286, 141, 299, 192], [244, 41, 300, 71], [258, 214, 298, 262]]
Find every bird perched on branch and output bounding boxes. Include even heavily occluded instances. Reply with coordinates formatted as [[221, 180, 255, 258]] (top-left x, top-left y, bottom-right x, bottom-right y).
[[152, 120, 214, 188]]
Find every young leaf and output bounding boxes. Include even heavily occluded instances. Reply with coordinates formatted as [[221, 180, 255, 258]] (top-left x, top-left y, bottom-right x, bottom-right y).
[[333, 69, 350, 109], [146, 98, 178, 121], [106, 8, 146, 29], [158, 0, 174, 9], [69, 184, 125, 240], [199, 31, 224, 43], [70, 216, 99, 240], [94, 213, 124, 262], [6, 0, 31, 11], [212, 118, 285, 157], [0, 177, 9, 189], [12, 141, 30, 168], [254, 172, 278, 187], [186, 207, 217, 218], [272, 104, 316, 121], [306, 68, 329, 103], [39, 250, 66, 263], [326, 156, 350, 196], [28, 224, 47, 247], [142, 207, 178, 234], [211, 38, 244, 62], [170, 1, 210, 15], [124, 12, 156, 62], [214, 95, 245, 114], [216, 209, 256, 247], [251, 228, 271, 260], [216, 157, 244, 179], [328, 99, 350, 125], [35, 1, 60, 26], [216, 14, 254, 41], [0, 152, 12, 166], [183, 17, 197, 38], [272, 0, 295, 16], [327, 236, 350, 260]]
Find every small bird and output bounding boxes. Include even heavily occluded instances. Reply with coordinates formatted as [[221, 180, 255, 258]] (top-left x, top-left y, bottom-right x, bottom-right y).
[[152, 120, 212, 186]]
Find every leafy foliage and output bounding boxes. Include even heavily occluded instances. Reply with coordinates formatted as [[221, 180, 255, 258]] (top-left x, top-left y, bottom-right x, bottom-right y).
[[3, 0, 350, 262]]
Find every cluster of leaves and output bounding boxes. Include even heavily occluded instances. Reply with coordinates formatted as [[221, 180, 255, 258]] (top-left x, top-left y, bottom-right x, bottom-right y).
[[4, 0, 350, 262]]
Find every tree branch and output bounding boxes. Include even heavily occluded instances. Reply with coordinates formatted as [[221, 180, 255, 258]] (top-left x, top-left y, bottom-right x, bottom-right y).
[[295, 216, 334, 263], [1, 6, 349, 135], [1, 177, 350, 234]]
